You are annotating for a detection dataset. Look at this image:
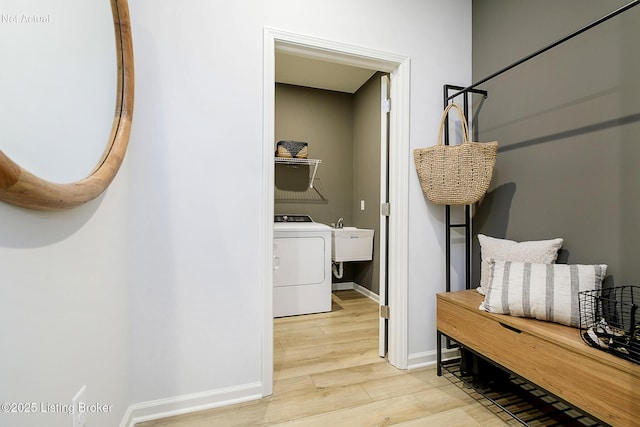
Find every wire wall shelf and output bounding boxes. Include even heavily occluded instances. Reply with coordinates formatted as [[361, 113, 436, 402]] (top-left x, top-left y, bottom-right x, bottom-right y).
[[274, 157, 321, 188], [275, 178, 327, 203]]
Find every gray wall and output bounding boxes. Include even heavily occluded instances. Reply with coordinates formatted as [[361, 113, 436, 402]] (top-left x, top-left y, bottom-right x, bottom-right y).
[[275, 83, 354, 226], [274, 76, 383, 294], [471, 0, 640, 285]]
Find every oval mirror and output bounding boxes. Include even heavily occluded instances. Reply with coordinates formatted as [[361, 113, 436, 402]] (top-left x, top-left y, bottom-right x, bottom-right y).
[[0, 0, 133, 210]]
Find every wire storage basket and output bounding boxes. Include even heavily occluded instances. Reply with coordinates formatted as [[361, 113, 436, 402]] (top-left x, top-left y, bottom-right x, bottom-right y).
[[579, 286, 640, 364]]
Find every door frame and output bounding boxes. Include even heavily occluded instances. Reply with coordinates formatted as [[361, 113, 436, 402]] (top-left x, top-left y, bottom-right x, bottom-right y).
[[262, 27, 410, 396], [379, 74, 390, 358]]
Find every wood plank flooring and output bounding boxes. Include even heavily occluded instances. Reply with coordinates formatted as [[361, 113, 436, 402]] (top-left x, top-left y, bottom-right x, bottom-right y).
[[137, 290, 511, 426]]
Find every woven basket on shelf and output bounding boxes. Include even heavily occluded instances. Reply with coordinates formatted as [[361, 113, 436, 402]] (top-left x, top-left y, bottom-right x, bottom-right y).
[[413, 103, 498, 205], [275, 140, 308, 159]]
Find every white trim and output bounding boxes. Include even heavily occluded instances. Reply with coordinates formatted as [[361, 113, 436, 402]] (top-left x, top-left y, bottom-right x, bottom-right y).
[[379, 74, 389, 358], [261, 28, 276, 398], [332, 281, 380, 303], [407, 348, 460, 370], [354, 283, 380, 303], [331, 281, 357, 291], [387, 58, 410, 370], [263, 28, 411, 393], [274, 37, 401, 72], [120, 382, 262, 427]]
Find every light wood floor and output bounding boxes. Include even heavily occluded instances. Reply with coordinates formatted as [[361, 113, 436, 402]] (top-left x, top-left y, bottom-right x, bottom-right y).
[[137, 290, 511, 426]]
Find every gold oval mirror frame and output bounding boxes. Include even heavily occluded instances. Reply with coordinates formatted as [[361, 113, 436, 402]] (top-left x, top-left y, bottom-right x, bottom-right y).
[[0, 0, 134, 211]]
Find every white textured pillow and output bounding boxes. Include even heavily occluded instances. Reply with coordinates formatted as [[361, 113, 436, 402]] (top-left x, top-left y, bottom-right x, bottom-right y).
[[477, 234, 564, 295], [481, 260, 607, 327]]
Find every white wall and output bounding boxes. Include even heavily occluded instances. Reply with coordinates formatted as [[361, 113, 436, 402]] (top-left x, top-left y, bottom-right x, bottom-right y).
[[127, 0, 471, 412], [0, 176, 130, 427], [126, 0, 266, 413], [1, 1, 471, 426], [0, 2, 130, 427]]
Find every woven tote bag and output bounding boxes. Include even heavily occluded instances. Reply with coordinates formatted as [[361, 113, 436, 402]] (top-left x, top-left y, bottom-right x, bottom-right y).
[[413, 103, 498, 205]]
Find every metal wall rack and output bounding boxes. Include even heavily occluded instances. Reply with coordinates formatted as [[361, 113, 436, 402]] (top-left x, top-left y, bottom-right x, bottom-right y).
[[442, 85, 487, 292]]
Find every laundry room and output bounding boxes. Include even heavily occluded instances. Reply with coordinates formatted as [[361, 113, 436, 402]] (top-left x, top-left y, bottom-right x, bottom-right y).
[[273, 54, 387, 309]]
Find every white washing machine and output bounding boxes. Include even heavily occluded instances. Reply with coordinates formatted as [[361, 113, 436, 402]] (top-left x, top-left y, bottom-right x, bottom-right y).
[[273, 215, 331, 317]]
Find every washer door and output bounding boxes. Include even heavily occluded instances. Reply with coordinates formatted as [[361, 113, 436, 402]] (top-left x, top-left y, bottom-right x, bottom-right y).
[[273, 236, 326, 287]]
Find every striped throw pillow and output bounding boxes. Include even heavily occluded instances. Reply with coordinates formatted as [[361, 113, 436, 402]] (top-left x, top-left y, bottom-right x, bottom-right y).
[[481, 260, 607, 327]]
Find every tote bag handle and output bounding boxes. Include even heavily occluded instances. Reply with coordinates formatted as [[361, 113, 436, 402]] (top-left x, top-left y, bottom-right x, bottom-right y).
[[436, 103, 470, 146]]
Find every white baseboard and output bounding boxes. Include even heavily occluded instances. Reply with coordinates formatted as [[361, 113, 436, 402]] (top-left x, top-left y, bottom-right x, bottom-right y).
[[120, 382, 262, 427], [407, 347, 460, 370], [332, 281, 356, 291], [332, 281, 379, 303]]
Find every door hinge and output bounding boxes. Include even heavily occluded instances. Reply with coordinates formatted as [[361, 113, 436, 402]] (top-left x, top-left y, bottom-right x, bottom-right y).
[[382, 98, 391, 113], [381, 202, 390, 216], [380, 305, 390, 319]]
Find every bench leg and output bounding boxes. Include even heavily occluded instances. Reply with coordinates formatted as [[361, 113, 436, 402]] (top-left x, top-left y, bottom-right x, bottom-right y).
[[436, 330, 442, 376]]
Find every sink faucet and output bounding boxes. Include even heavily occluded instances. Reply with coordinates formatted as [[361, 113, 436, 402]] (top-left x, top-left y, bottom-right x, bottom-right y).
[[336, 217, 344, 229]]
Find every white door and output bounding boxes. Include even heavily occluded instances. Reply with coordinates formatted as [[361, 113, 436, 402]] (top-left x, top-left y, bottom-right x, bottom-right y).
[[379, 74, 390, 357]]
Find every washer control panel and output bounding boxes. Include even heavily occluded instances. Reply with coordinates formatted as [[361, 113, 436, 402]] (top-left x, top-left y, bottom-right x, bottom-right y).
[[274, 215, 313, 223]]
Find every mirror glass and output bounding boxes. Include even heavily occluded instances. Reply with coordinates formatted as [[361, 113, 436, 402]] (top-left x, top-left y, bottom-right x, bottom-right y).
[[0, 0, 116, 184]]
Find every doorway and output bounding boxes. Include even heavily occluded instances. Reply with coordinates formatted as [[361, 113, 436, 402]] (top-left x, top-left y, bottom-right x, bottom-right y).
[[262, 28, 410, 397]]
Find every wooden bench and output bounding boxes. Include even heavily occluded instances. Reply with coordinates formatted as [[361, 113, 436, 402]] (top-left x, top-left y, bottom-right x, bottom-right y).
[[437, 290, 640, 427]]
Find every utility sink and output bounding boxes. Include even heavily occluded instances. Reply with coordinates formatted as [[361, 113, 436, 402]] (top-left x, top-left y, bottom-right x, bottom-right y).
[[331, 227, 374, 262]]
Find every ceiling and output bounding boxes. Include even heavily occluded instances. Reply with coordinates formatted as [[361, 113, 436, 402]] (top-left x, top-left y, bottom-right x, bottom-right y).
[[275, 51, 377, 93]]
